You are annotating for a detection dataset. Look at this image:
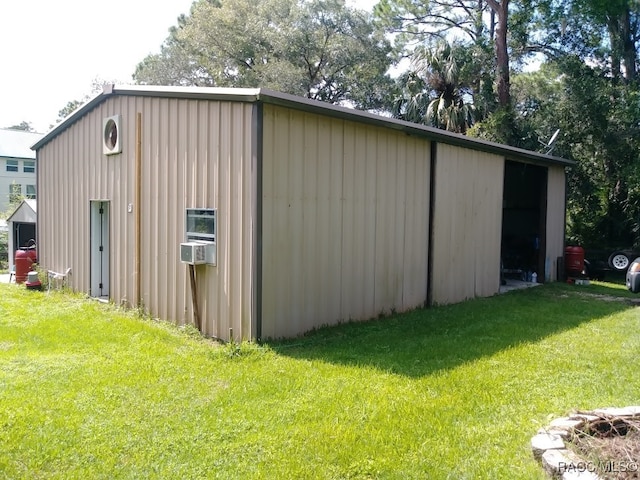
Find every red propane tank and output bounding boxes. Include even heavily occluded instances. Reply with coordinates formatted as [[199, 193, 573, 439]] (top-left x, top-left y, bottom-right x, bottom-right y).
[[565, 245, 585, 277], [14, 249, 35, 284]]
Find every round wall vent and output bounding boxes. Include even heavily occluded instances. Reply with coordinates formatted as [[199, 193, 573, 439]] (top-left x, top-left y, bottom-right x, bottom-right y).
[[102, 115, 122, 155]]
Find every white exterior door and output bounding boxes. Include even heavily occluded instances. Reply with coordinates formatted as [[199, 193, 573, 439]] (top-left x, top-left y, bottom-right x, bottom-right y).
[[90, 201, 110, 298]]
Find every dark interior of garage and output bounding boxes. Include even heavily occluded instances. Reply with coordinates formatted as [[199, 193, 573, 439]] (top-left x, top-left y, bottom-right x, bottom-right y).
[[501, 160, 548, 282]]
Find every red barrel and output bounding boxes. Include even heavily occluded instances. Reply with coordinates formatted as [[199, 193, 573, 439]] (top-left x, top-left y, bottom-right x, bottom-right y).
[[14, 249, 34, 284], [25, 248, 37, 264], [565, 246, 585, 277]]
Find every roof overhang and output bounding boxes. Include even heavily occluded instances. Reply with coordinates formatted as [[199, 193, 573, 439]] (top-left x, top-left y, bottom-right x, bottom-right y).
[[32, 84, 574, 168]]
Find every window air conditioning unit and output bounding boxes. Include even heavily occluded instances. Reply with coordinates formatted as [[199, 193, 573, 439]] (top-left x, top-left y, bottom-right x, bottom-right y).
[[103, 114, 122, 155], [180, 242, 207, 265]]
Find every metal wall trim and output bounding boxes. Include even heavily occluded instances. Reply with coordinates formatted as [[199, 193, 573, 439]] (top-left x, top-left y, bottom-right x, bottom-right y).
[[253, 102, 264, 342], [426, 141, 437, 307]]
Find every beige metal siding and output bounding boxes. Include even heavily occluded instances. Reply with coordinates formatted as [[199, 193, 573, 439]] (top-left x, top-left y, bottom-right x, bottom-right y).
[[261, 105, 430, 339], [545, 166, 566, 281], [36, 89, 569, 342], [37, 96, 255, 341], [431, 144, 504, 305]]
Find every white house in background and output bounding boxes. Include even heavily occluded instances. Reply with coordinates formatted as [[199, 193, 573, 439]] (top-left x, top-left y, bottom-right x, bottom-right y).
[[0, 129, 43, 213]]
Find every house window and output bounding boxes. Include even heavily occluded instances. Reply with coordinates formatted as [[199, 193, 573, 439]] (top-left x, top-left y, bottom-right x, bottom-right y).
[[6, 160, 18, 172], [9, 184, 21, 203], [26, 185, 36, 199], [24, 161, 35, 173], [186, 208, 216, 243]]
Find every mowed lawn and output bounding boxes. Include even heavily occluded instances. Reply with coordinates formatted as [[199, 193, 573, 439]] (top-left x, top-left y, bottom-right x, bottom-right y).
[[0, 281, 639, 479]]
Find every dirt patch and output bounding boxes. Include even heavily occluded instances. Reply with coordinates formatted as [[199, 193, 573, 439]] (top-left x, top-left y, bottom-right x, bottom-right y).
[[573, 292, 640, 306], [568, 413, 640, 479]]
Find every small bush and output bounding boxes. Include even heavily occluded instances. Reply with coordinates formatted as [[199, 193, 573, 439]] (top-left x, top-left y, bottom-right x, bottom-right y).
[[0, 229, 8, 271]]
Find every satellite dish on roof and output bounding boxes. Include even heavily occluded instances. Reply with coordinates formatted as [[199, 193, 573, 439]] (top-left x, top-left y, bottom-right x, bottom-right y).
[[546, 129, 560, 154], [539, 128, 560, 155]]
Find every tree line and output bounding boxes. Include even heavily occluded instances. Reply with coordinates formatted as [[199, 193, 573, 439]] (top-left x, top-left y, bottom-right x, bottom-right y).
[[14, 0, 640, 250]]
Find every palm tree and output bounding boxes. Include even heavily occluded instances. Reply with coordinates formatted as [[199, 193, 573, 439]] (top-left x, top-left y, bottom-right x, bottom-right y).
[[391, 71, 430, 123], [393, 41, 476, 134]]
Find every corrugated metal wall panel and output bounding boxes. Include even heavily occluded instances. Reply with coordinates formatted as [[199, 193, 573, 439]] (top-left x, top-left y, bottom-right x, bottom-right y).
[[401, 139, 430, 309], [545, 166, 566, 281], [340, 122, 377, 322], [431, 144, 504, 305], [140, 98, 254, 341], [37, 92, 567, 341], [261, 105, 430, 339], [111, 96, 134, 305], [38, 104, 117, 296], [37, 96, 255, 342]]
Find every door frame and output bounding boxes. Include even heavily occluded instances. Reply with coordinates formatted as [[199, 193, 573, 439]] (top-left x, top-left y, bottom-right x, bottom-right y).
[[90, 200, 110, 298]]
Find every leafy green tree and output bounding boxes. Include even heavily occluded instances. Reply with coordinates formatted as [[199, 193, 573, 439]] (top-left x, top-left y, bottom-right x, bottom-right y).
[[527, 0, 639, 82], [5, 121, 34, 132], [56, 101, 84, 123], [375, 0, 516, 108], [374, 0, 489, 48], [0, 191, 25, 269], [53, 78, 119, 127], [467, 105, 537, 148], [576, 0, 639, 82], [510, 58, 640, 248], [0, 228, 7, 269], [134, 0, 394, 110], [8, 183, 23, 207]]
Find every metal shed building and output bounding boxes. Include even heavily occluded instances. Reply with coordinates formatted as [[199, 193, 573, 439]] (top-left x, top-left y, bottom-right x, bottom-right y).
[[6, 199, 37, 274], [32, 85, 572, 341]]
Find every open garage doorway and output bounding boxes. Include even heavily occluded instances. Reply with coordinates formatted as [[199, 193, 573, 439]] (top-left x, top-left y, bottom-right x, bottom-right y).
[[501, 161, 548, 283]]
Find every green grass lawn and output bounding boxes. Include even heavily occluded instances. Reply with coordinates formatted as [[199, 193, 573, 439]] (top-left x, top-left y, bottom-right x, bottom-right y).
[[0, 281, 638, 479]]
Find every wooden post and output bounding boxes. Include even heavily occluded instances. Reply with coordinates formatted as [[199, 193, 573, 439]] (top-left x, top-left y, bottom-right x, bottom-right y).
[[189, 264, 201, 331], [135, 112, 142, 307]]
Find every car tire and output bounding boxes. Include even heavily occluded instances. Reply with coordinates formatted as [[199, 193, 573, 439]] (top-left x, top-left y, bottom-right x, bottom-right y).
[[609, 251, 631, 271], [627, 270, 640, 293]]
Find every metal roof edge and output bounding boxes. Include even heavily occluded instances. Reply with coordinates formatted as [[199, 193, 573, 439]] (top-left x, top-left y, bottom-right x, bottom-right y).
[[31, 88, 109, 150], [112, 84, 262, 101], [0, 155, 37, 161], [32, 84, 574, 168], [255, 88, 574, 167], [31, 85, 263, 151]]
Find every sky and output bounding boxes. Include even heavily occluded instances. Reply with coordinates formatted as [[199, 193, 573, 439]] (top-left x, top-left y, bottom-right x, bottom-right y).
[[0, 0, 378, 134]]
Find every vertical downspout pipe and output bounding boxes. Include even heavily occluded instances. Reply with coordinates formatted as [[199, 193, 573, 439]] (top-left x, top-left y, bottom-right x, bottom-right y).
[[426, 141, 437, 308], [135, 112, 142, 307]]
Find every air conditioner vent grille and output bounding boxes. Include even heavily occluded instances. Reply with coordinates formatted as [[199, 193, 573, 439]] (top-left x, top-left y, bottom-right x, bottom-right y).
[[180, 242, 207, 265]]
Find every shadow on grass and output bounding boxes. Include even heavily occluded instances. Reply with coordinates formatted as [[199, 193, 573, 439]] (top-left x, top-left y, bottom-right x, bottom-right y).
[[269, 283, 637, 378]]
